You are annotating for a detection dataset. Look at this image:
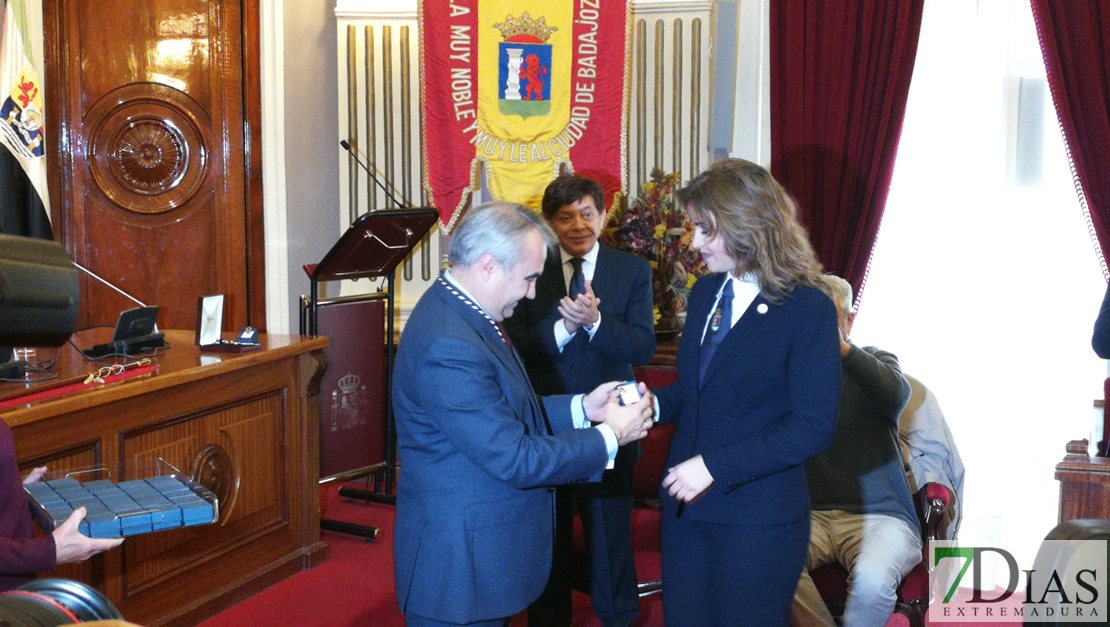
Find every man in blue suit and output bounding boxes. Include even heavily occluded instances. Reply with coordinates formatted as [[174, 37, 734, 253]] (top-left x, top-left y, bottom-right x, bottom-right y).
[[507, 175, 655, 627], [392, 201, 656, 627]]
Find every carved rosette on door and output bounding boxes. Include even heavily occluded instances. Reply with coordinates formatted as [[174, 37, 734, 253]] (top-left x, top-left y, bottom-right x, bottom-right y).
[[86, 83, 210, 221], [189, 441, 240, 526]]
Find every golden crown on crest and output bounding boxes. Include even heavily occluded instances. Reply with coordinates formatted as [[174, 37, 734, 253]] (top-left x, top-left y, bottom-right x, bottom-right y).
[[492, 12, 559, 42]]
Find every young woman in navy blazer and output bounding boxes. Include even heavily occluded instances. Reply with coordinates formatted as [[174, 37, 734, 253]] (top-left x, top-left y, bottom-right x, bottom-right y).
[[655, 159, 842, 625]]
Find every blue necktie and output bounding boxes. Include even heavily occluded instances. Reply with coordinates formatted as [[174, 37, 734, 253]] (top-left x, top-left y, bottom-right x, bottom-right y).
[[568, 257, 585, 300], [699, 283, 734, 382]]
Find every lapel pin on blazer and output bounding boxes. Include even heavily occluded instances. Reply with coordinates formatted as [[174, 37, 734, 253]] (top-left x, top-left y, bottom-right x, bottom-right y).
[[757, 303, 769, 314]]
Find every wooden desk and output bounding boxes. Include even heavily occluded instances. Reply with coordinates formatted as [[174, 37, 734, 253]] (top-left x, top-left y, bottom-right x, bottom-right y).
[[1056, 439, 1110, 523], [0, 330, 328, 625]]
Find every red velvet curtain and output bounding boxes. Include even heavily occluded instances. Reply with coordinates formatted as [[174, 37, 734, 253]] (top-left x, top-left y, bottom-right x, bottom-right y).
[[769, 0, 924, 303], [1031, 0, 1110, 277]]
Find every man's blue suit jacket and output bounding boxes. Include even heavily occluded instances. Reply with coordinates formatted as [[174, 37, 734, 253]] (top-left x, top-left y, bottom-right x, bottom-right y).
[[392, 276, 611, 624], [507, 244, 655, 471], [508, 244, 655, 395], [655, 273, 842, 524]]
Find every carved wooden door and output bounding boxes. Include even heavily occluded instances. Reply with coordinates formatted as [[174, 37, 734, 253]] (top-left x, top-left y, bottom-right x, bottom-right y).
[[43, 0, 264, 332]]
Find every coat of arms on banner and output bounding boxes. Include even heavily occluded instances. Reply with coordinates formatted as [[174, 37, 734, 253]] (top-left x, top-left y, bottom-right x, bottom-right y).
[[494, 12, 556, 118], [329, 372, 369, 432], [421, 1, 631, 231]]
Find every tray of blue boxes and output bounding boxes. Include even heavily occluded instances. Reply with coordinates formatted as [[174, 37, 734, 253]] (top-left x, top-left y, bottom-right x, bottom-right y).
[[25, 472, 218, 538]]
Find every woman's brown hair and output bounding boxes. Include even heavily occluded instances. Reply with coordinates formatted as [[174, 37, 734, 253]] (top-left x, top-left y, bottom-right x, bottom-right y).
[[676, 158, 824, 302]]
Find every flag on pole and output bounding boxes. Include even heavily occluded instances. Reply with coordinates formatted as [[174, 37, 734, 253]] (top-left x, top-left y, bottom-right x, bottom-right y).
[[420, 1, 632, 232], [0, 0, 50, 239]]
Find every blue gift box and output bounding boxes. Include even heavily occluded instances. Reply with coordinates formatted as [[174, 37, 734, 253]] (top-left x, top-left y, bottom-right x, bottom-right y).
[[25, 473, 218, 538]]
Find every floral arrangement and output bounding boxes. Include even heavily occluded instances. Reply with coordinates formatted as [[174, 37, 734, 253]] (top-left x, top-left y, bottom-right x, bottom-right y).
[[602, 169, 706, 333]]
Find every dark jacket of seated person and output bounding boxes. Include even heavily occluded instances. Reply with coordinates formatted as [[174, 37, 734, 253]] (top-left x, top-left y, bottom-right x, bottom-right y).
[[792, 342, 919, 627]]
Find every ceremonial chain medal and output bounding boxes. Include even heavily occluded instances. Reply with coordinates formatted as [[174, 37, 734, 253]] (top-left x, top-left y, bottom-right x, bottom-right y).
[[437, 275, 506, 346]]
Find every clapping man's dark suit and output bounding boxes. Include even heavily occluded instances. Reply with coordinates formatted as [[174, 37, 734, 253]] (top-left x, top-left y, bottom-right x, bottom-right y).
[[392, 201, 655, 627], [507, 176, 655, 627]]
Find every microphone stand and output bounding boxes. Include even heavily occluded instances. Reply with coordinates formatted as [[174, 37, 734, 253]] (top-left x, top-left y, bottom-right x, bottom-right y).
[[74, 262, 152, 310], [340, 140, 411, 210], [73, 262, 165, 357]]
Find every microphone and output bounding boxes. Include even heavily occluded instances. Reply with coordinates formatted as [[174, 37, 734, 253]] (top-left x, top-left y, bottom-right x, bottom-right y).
[[72, 262, 165, 357], [73, 261, 158, 334], [340, 140, 410, 209]]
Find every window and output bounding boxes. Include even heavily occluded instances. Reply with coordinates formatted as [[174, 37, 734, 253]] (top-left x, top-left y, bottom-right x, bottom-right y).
[[851, 0, 1105, 582]]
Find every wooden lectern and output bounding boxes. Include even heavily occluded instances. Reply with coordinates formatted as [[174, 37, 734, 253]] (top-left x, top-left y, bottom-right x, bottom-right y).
[[302, 208, 438, 540]]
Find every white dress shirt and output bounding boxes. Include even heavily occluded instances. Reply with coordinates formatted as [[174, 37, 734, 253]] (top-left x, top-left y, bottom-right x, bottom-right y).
[[553, 241, 602, 350], [700, 271, 761, 343]]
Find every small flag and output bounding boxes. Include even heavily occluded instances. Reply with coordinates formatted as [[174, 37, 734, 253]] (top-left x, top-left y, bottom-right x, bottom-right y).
[[0, 0, 50, 240]]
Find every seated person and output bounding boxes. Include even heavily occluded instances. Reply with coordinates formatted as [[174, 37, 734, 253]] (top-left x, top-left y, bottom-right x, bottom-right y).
[[0, 421, 123, 591], [898, 373, 964, 540], [791, 275, 919, 627]]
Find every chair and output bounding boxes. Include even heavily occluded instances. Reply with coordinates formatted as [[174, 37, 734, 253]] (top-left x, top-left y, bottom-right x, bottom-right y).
[[808, 374, 961, 627], [808, 483, 953, 627], [570, 365, 677, 598], [628, 365, 678, 596]]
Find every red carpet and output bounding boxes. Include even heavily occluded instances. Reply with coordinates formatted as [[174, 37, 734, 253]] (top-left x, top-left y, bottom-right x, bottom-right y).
[[197, 483, 404, 626], [198, 484, 1010, 627], [198, 483, 664, 627]]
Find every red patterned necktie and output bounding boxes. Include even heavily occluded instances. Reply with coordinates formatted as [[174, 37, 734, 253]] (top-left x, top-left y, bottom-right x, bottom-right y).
[[495, 320, 512, 351]]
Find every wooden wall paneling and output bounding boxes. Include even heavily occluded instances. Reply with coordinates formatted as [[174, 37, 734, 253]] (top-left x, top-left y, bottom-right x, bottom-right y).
[[3, 333, 326, 625], [241, 0, 266, 332], [44, 0, 265, 333], [120, 392, 285, 594]]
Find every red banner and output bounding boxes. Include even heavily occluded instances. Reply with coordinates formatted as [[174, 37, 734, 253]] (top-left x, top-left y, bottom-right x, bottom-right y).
[[420, 1, 631, 231]]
